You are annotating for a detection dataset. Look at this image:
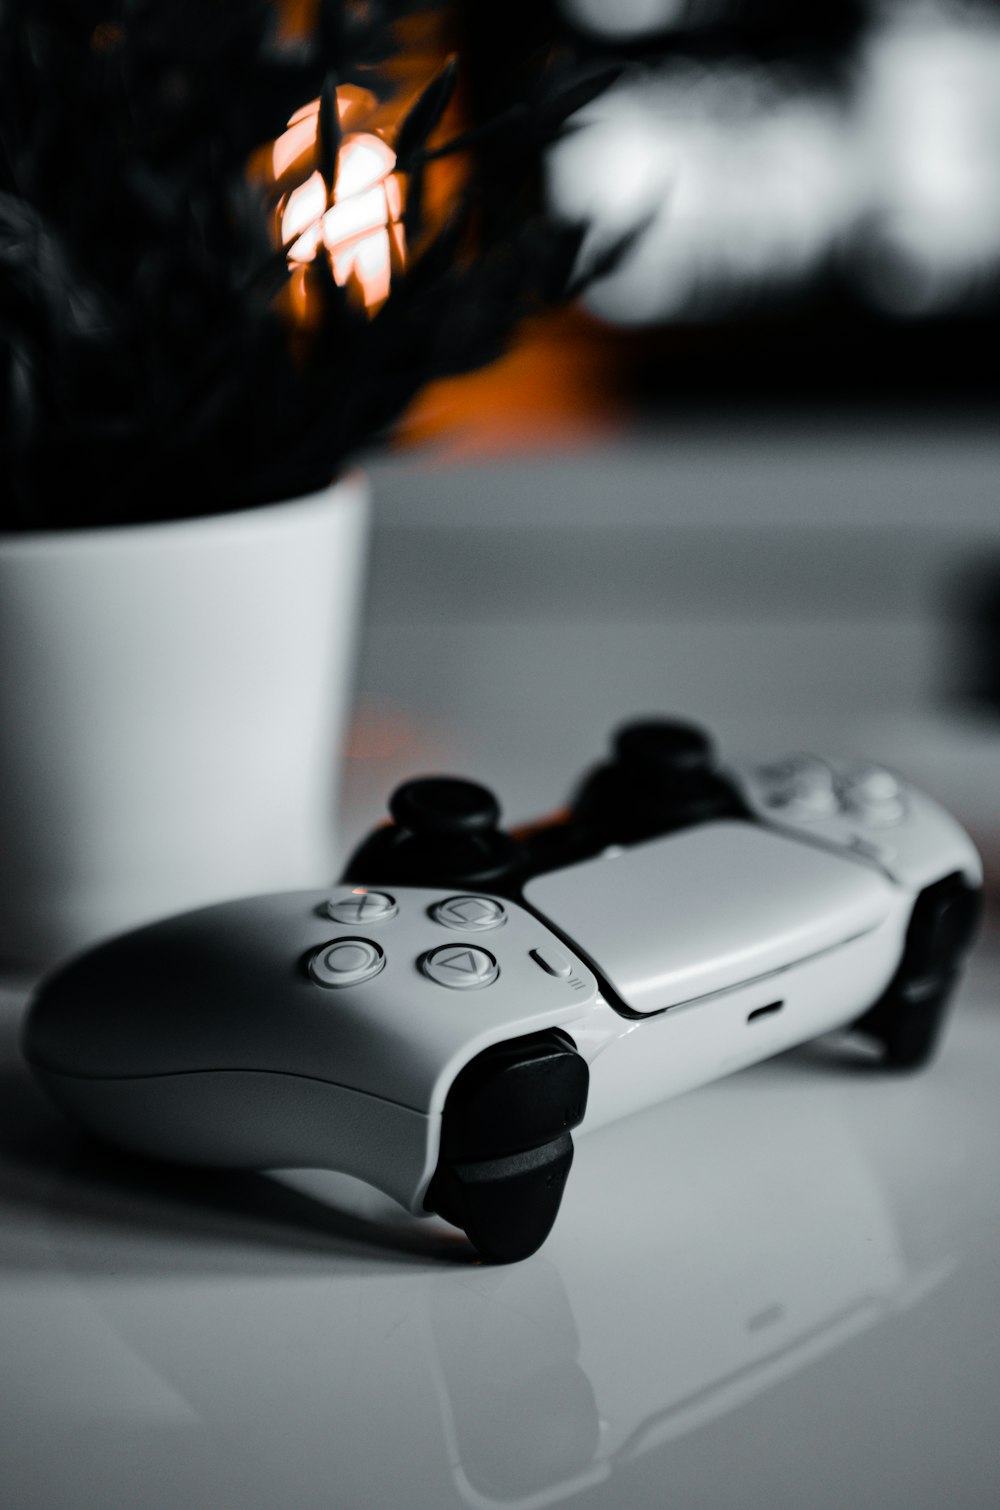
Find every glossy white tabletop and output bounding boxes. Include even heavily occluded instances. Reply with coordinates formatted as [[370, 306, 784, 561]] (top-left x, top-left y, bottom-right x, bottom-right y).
[[2, 925, 998, 1510], [5, 424, 1000, 1506]]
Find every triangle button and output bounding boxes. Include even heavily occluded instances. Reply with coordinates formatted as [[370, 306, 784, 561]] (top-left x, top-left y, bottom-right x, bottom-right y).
[[439, 949, 482, 975], [423, 944, 499, 991]]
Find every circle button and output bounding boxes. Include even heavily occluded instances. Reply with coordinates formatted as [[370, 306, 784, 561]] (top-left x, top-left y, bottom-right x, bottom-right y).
[[431, 895, 506, 932], [326, 889, 397, 925], [422, 945, 499, 991], [310, 937, 385, 989]]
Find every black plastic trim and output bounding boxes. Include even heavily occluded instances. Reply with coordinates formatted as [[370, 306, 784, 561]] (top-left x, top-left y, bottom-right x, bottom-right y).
[[424, 1030, 589, 1263], [852, 871, 983, 1068]]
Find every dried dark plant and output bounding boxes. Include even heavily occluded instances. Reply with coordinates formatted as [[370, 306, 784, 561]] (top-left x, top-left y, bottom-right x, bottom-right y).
[[0, 1, 619, 532]]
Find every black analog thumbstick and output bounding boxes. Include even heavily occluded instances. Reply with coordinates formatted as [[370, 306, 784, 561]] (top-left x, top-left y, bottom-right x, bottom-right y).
[[613, 719, 715, 778], [569, 715, 742, 844], [389, 777, 501, 837]]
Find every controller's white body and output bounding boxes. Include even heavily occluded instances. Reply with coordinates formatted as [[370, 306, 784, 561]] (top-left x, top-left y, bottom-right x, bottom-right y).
[[24, 754, 981, 1233], [539, 754, 981, 1135]]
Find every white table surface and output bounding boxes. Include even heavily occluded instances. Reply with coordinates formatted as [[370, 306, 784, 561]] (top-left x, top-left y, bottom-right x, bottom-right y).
[[2, 924, 998, 1510], [4, 427, 1000, 1508]]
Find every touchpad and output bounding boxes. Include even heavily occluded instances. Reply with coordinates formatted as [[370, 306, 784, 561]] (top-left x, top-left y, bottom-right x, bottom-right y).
[[523, 821, 894, 1015]]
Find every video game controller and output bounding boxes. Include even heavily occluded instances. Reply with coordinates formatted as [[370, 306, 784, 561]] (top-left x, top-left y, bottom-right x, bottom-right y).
[[22, 718, 982, 1263]]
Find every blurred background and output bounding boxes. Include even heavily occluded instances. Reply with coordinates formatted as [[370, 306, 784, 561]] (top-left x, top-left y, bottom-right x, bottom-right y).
[[345, 0, 1000, 899]]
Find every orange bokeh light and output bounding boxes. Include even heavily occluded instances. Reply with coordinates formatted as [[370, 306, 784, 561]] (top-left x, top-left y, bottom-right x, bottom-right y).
[[272, 90, 405, 316]]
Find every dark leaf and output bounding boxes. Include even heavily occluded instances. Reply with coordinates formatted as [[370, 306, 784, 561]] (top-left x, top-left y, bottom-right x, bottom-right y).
[[243, 241, 295, 306], [317, 69, 341, 188], [421, 102, 539, 162], [0, 3, 619, 532], [393, 55, 458, 168], [564, 214, 655, 302], [534, 63, 624, 129], [403, 155, 426, 245], [401, 203, 469, 292]]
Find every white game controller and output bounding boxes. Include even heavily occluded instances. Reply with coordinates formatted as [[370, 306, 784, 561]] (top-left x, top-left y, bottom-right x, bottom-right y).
[[22, 720, 982, 1262]]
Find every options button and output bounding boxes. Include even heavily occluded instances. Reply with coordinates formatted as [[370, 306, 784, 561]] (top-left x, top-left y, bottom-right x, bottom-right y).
[[529, 946, 573, 979]]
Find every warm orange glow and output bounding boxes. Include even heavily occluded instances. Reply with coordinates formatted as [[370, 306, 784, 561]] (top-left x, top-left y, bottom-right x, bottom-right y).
[[395, 310, 629, 457], [287, 98, 320, 129], [334, 133, 396, 198], [263, 15, 464, 326], [346, 225, 393, 309], [333, 86, 380, 134], [511, 808, 574, 842], [287, 263, 312, 327], [272, 114, 316, 179], [274, 97, 405, 316], [282, 170, 327, 251], [273, 87, 381, 180], [385, 175, 404, 222], [322, 181, 392, 249]]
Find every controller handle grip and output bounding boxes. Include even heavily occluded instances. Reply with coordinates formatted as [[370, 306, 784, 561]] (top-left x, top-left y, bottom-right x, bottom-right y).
[[425, 1032, 590, 1264]]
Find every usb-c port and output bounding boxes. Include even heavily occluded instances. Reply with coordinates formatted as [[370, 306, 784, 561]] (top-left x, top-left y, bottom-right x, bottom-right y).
[[747, 1001, 783, 1024]]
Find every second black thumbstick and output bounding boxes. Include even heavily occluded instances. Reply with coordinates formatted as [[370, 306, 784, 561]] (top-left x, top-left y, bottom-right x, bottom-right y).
[[613, 719, 715, 779]]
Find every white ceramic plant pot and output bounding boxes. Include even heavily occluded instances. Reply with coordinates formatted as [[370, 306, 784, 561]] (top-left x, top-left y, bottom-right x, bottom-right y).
[[0, 472, 369, 974]]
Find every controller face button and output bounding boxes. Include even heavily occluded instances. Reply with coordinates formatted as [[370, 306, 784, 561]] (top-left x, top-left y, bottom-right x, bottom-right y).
[[431, 895, 506, 931], [309, 937, 385, 988], [529, 946, 573, 978], [422, 944, 500, 990], [325, 889, 397, 924], [838, 764, 906, 826], [763, 786, 838, 819], [760, 754, 831, 787], [845, 796, 907, 827], [839, 763, 900, 801], [759, 755, 838, 818]]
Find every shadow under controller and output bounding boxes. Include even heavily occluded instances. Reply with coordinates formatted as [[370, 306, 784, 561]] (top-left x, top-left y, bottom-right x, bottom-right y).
[[23, 720, 982, 1263]]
